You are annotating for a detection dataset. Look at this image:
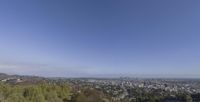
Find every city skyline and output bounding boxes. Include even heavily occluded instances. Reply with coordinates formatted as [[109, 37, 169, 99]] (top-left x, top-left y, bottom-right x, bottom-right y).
[[0, 0, 200, 77]]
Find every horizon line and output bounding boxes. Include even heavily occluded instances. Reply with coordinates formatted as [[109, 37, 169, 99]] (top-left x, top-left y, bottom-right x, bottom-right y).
[[2, 72, 200, 79]]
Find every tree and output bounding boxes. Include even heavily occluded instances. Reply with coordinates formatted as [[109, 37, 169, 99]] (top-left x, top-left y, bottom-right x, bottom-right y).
[[185, 95, 193, 102]]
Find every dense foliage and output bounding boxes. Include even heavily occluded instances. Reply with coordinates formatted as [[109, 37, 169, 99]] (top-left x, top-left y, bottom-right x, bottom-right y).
[[0, 83, 111, 102], [0, 83, 71, 102], [70, 88, 110, 102]]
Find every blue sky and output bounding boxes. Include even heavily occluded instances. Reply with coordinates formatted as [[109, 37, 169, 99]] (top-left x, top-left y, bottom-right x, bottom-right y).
[[0, 0, 200, 77]]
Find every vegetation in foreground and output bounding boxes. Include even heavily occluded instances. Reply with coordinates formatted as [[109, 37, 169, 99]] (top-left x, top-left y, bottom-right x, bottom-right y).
[[0, 83, 71, 102], [0, 82, 112, 102]]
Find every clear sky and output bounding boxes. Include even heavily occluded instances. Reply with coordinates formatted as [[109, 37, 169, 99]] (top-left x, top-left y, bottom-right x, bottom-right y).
[[0, 0, 200, 78]]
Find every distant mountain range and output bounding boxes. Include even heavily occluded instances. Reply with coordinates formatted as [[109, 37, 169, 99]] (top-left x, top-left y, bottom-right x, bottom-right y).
[[0, 73, 47, 84]]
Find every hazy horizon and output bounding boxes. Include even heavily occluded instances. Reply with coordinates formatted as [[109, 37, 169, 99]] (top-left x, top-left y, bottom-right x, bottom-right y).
[[0, 0, 200, 78]]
